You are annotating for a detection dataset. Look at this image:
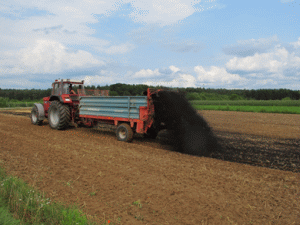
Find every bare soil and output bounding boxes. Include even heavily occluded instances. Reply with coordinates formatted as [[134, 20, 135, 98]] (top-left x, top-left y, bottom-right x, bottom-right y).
[[0, 110, 299, 225]]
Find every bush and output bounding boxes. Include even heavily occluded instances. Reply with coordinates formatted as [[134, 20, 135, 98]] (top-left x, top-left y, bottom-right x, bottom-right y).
[[281, 97, 291, 101], [123, 91, 131, 96], [109, 91, 119, 96], [19, 103, 27, 107], [198, 93, 207, 100], [229, 94, 242, 100], [186, 92, 200, 100], [0, 97, 9, 108]]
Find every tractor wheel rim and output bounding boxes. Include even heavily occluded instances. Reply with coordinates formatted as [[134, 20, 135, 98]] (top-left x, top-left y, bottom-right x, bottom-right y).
[[119, 128, 126, 139], [32, 111, 37, 123], [50, 107, 59, 126]]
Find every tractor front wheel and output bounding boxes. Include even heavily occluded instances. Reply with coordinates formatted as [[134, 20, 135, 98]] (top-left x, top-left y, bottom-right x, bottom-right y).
[[31, 105, 43, 125], [116, 123, 134, 142], [48, 101, 70, 130]]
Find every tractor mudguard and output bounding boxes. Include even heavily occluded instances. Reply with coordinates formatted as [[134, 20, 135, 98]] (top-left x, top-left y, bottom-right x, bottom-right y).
[[34, 103, 45, 121]]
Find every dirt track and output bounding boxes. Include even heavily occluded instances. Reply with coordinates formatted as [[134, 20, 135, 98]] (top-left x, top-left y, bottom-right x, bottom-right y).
[[0, 110, 299, 224]]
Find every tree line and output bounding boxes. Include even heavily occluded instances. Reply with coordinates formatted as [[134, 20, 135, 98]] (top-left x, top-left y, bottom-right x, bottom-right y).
[[0, 83, 299, 101]]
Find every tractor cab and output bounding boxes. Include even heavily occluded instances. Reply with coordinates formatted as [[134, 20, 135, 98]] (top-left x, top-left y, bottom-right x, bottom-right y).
[[42, 79, 85, 117], [51, 79, 85, 99], [44, 79, 85, 104]]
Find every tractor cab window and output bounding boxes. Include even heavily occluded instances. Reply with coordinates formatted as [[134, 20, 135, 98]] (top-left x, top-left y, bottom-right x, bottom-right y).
[[58, 83, 62, 95], [53, 83, 59, 95], [77, 85, 85, 95], [63, 83, 70, 94]]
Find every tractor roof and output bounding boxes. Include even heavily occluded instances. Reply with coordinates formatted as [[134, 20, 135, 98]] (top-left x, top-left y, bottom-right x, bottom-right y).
[[54, 79, 84, 84]]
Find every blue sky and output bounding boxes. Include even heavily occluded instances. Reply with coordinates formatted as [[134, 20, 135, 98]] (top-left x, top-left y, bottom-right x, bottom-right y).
[[0, 0, 299, 90]]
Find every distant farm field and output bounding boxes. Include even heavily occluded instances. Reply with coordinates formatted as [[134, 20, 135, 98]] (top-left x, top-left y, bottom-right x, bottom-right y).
[[0, 99, 43, 108], [1, 99, 300, 114], [193, 105, 300, 114], [191, 100, 300, 114], [191, 99, 300, 106]]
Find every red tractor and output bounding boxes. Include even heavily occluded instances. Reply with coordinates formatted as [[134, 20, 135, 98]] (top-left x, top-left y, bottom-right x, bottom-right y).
[[31, 79, 108, 130]]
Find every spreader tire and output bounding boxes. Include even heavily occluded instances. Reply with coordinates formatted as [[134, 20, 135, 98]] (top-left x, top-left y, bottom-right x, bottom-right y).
[[31, 105, 43, 125], [116, 123, 134, 142], [48, 101, 70, 130]]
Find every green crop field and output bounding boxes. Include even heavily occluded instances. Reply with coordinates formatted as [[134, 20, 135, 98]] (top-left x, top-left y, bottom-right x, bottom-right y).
[[190, 99, 300, 114], [0, 98, 43, 108], [192, 104, 300, 114], [1, 97, 300, 114], [190, 100, 300, 107]]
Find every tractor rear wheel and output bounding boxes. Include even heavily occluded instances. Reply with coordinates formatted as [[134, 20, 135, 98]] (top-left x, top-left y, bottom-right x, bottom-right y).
[[31, 105, 43, 125], [48, 101, 70, 130], [116, 123, 134, 142]]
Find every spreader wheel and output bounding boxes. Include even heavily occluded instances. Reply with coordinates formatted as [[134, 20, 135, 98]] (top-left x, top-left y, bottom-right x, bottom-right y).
[[116, 123, 134, 142]]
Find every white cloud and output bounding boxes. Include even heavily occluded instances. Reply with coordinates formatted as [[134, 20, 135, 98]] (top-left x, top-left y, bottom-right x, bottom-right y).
[[161, 40, 204, 53], [0, 0, 132, 57], [236, 36, 279, 46], [129, 0, 200, 26], [102, 43, 135, 55], [178, 74, 197, 87], [0, 0, 217, 80], [0, 39, 103, 75], [289, 53, 300, 67], [220, 37, 300, 90], [2, 0, 217, 27], [280, 0, 294, 3], [0, 0, 211, 67], [144, 73, 197, 88], [255, 79, 278, 85], [82, 74, 116, 86], [223, 35, 279, 57], [73, 67, 197, 88], [225, 45, 300, 73], [194, 66, 244, 84], [226, 53, 280, 73], [169, 65, 180, 73], [0, 77, 47, 89], [291, 37, 300, 49], [132, 65, 184, 81], [0, 14, 110, 55], [133, 68, 161, 78]]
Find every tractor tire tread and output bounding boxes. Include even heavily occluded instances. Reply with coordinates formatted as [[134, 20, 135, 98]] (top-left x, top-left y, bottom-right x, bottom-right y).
[[116, 123, 134, 142], [48, 101, 71, 130]]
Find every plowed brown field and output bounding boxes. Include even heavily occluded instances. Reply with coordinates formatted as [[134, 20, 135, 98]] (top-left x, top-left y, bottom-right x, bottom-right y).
[[0, 109, 299, 225]]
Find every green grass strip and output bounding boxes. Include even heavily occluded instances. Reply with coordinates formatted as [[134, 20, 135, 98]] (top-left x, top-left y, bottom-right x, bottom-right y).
[[0, 99, 43, 108], [0, 165, 101, 225], [192, 105, 300, 114], [0, 198, 21, 225], [190, 100, 300, 107]]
